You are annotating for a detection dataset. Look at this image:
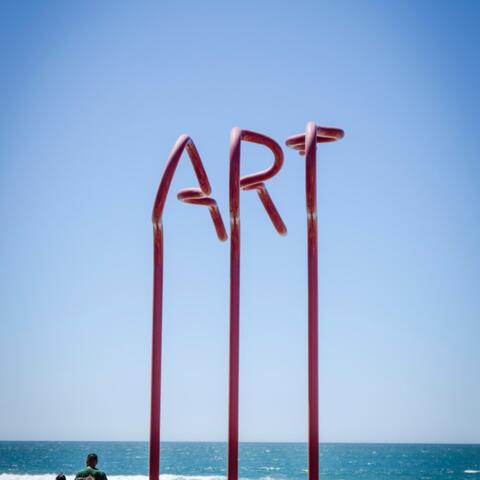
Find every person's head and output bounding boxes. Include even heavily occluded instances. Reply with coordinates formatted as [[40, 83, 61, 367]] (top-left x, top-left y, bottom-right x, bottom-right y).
[[86, 453, 98, 468], [56, 474, 66, 480]]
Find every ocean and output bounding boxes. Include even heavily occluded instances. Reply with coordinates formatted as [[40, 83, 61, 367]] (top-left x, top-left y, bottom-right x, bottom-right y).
[[1, 442, 479, 480]]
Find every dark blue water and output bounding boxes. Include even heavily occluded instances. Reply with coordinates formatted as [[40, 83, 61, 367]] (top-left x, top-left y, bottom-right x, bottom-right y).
[[1, 442, 479, 480]]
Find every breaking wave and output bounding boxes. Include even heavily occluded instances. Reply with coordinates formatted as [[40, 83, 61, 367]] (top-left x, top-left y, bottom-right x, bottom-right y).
[[0, 476, 277, 480], [0, 476, 228, 480]]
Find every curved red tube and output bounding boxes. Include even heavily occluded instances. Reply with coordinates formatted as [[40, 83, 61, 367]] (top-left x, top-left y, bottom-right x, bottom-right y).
[[286, 122, 344, 480], [228, 128, 287, 480], [150, 135, 227, 480]]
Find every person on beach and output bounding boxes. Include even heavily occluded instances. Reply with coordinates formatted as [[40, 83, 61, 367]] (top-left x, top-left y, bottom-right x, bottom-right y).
[[56, 474, 66, 480], [75, 453, 108, 480]]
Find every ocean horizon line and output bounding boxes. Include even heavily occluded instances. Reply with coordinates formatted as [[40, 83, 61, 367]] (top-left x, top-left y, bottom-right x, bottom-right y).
[[1, 440, 479, 446]]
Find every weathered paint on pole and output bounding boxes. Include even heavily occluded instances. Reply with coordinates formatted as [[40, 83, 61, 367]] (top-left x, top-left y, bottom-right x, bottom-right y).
[[150, 135, 227, 480], [286, 122, 344, 480], [228, 128, 287, 480]]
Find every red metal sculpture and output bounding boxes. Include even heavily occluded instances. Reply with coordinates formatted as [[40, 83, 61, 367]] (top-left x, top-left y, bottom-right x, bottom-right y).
[[150, 123, 344, 480], [150, 134, 227, 480], [228, 128, 287, 480], [286, 122, 344, 480]]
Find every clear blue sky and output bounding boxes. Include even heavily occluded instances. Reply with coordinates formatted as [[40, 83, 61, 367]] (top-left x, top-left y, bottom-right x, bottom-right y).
[[1, 0, 479, 443]]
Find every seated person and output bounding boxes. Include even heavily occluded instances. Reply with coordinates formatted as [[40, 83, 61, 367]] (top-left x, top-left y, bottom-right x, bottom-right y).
[[75, 453, 108, 480]]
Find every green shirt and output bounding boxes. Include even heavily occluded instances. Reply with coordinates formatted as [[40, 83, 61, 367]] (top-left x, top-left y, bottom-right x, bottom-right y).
[[75, 467, 107, 480]]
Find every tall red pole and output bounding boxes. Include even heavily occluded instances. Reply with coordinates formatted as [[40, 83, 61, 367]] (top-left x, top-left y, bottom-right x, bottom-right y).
[[286, 122, 344, 480], [228, 128, 287, 480], [150, 224, 163, 480], [150, 135, 227, 480]]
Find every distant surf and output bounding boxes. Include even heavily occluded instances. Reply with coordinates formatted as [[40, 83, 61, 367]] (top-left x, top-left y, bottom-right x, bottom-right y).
[[2, 442, 480, 480], [0, 476, 229, 480]]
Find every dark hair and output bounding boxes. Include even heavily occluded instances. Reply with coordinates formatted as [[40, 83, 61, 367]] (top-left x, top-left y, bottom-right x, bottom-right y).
[[87, 453, 98, 462], [56, 474, 66, 480]]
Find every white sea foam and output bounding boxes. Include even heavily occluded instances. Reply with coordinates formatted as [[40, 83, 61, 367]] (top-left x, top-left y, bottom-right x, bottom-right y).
[[465, 471, 480, 474], [0, 476, 228, 480], [0, 476, 279, 480]]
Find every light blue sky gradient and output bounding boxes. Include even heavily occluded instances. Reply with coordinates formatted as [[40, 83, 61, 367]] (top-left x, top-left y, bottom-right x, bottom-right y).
[[1, 0, 479, 443]]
